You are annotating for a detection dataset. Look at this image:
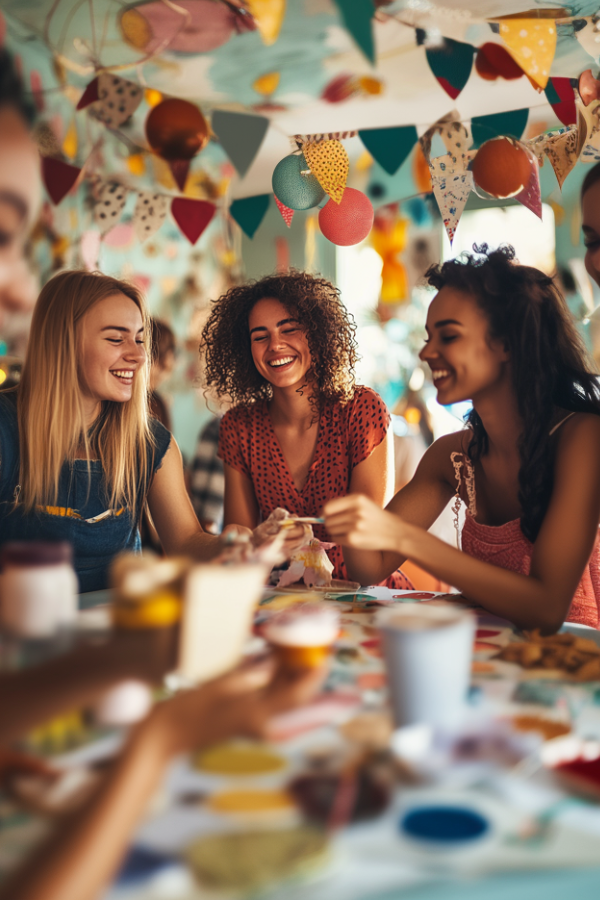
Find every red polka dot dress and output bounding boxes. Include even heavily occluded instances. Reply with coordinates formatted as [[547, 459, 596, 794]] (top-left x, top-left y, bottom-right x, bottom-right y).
[[219, 386, 413, 589]]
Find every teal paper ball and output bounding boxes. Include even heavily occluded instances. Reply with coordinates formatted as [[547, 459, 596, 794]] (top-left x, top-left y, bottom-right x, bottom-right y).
[[272, 154, 325, 211]]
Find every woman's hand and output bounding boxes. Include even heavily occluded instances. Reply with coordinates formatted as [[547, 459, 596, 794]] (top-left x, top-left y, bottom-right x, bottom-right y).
[[323, 494, 408, 552]]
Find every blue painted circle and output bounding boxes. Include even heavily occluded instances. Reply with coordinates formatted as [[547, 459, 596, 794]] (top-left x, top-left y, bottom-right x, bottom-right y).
[[272, 153, 325, 210], [400, 806, 489, 843]]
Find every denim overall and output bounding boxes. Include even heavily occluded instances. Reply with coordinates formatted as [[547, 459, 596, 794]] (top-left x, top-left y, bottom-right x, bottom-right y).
[[0, 393, 171, 593]]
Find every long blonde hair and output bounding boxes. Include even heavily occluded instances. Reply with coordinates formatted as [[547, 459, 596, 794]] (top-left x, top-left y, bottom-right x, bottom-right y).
[[18, 270, 153, 513]]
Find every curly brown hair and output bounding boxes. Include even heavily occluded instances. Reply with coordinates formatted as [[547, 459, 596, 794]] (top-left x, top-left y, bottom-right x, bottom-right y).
[[199, 270, 358, 407]]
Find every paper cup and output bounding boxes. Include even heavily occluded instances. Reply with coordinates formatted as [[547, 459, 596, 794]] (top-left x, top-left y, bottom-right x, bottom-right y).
[[263, 603, 339, 672], [377, 604, 475, 730]]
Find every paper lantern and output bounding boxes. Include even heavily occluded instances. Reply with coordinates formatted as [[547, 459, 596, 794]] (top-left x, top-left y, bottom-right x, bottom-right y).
[[272, 154, 325, 210], [471, 137, 532, 199], [145, 99, 208, 161], [318, 188, 374, 246]]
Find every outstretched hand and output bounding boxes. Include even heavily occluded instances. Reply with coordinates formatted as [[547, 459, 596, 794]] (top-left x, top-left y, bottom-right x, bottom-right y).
[[323, 494, 406, 552]]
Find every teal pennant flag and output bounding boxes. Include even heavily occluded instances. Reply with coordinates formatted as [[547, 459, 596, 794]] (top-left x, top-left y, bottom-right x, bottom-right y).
[[471, 108, 529, 149], [426, 38, 474, 99], [212, 110, 269, 178], [358, 125, 418, 175], [334, 0, 376, 64], [230, 194, 270, 239]]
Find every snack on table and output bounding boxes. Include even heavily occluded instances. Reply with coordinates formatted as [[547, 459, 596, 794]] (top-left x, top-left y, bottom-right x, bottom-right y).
[[494, 629, 600, 680], [263, 603, 339, 670]]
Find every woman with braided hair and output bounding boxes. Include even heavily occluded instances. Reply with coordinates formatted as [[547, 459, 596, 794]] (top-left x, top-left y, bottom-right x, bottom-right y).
[[325, 245, 600, 631]]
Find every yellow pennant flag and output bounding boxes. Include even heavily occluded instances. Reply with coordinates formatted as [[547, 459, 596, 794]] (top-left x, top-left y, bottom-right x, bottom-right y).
[[497, 19, 557, 89], [62, 119, 78, 160], [303, 139, 349, 205], [248, 0, 286, 46]]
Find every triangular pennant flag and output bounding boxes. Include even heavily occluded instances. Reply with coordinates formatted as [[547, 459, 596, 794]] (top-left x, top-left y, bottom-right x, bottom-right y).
[[41, 156, 81, 205], [89, 73, 143, 129], [542, 127, 580, 189], [229, 194, 270, 238], [497, 19, 556, 89], [574, 17, 600, 64], [76, 77, 99, 110], [471, 108, 529, 149], [171, 198, 216, 244], [94, 182, 128, 234], [358, 125, 418, 175], [545, 77, 577, 127], [247, 0, 286, 46], [133, 191, 169, 242], [429, 153, 473, 244], [515, 153, 542, 218], [275, 195, 294, 227], [333, 0, 375, 64], [168, 159, 190, 192], [581, 103, 600, 162], [303, 139, 349, 204], [426, 37, 474, 100], [212, 110, 269, 178], [419, 110, 466, 164]]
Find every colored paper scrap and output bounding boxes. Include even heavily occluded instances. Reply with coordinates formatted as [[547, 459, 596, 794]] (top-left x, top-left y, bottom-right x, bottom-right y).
[[41, 156, 81, 205], [430, 153, 473, 244], [88, 74, 143, 129], [275, 195, 294, 227], [303, 139, 349, 204], [471, 108, 529, 149], [358, 125, 418, 176], [212, 110, 269, 178], [94, 182, 128, 234], [545, 77, 577, 127], [247, 0, 285, 46], [515, 153, 542, 219], [171, 197, 216, 244], [133, 191, 169, 242], [497, 19, 556, 89], [426, 37, 474, 100], [229, 194, 270, 238], [333, 0, 375, 64]]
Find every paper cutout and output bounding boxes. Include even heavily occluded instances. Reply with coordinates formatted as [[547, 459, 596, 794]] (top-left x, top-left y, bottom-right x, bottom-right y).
[[247, 0, 285, 46], [515, 153, 542, 219], [545, 77, 577, 127], [212, 110, 269, 178], [497, 19, 556, 89], [333, 0, 375, 64], [88, 74, 143, 129], [419, 111, 470, 165], [171, 198, 216, 244], [426, 37, 474, 100], [133, 191, 169, 242], [358, 125, 418, 175], [275, 196, 294, 227], [77, 77, 99, 110], [471, 108, 528, 149], [41, 156, 81, 205], [168, 159, 190, 192], [541, 126, 580, 189], [303, 139, 349, 204], [229, 194, 270, 238], [574, 16, 600, 64], [429, 152, 473, 244], [580, 100, 600, 162], [576, 93, 600, 154], [475, 42, 523, 81], [94, 182, 128, 234]]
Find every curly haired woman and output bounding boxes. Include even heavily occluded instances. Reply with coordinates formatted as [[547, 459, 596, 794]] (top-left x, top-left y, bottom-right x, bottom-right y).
[[200, 270, 412, 589], [325, 246, 600, 632]]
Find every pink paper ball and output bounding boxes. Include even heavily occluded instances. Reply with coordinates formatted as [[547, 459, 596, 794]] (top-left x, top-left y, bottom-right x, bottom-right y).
[[318, 188, 374, 246]]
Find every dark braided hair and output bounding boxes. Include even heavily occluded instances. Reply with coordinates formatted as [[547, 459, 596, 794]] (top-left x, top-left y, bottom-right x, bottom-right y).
[[200, 270, 358, 410], [0, 48, 35, 125], [426, 245, 600, 542]]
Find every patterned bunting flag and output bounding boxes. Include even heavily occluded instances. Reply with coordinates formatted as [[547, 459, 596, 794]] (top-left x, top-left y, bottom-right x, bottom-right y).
[[89, 73, 143, 129], [133, 191, 169, 242], [275, 196, 294, 227], [429, 152, 473, 244], [303, 139, 349, 204], [94, 182, 128, 234], [497, 19, 557, 89]]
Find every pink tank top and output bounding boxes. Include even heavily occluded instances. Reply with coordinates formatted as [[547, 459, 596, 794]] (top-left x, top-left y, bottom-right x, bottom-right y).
[[451, 421, 600, 629]]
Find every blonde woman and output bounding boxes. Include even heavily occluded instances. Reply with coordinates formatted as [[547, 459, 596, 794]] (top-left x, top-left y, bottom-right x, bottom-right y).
[[0, 270, 218, 591]]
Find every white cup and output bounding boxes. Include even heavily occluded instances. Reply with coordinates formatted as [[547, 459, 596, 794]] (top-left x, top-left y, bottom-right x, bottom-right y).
[[377, 604, 475, 730]]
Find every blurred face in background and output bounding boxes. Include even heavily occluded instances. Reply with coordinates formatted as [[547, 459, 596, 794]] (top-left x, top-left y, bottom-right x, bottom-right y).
[[0, 105, 41, 331], [582, 180, 600, 288]]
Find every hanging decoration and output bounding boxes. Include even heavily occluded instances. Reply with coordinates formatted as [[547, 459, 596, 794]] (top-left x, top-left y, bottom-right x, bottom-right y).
[[370, 211, 409, 303], [145, 98, 209, 191], [93, 182, 128, 234], [333, 0, 375, 64], [573, 16, 600, 64], [272, 153, 324, 210], [170, 198, 216, 244], [412, 143, 432, 194], [41, 156, 82, 205], [471, 137, 532, 199], [545, 77, 577, 126], [496, 18, 557, 89], [318, 187, 374, 246], [430, 153, 473, 244], [514, 151, 543, 219], [211, 110, 269, 178], [274, 196, 294, 227], [77, 73, 143, 129], [358, 125, 418, 176], [474, 42, 524, 81], [248, 0, 286, 46], [425, 37, 474, 100], [132, 191, 169, 242], [542, 127, 583, 188], [120, 0, 254, 55], [302, 139, 349, 204], [230, 194, 271, 238], [471, 109, 529, 150]]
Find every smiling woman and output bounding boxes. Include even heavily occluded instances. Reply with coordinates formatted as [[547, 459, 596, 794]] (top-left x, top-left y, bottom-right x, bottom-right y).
[[0, 270, 220, 591]]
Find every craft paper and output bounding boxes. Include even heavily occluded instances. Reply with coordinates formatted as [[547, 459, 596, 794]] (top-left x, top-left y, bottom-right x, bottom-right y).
[[358, 125, 418, 175], [303, 139, 349, 204], [89, 74, 143, 130], [515, 154, 542, 219], [94, 182, 128, 234], [333, 0, 375, 64], [170, 198, 216, 245], [133, 191, 169, 242], [497, 19, 556, 89], [429, 153, 473, 244], [247, 0, 286, 46], [229, 194, 270, 238], [41, 156, 81, 205], [211, 110, 269, 178], [471, 108, 529, 149], [545, 77, 577, 127], [275, 196, 294, 227], [425, 37, 474, 100], [574, 16, 600, 64]]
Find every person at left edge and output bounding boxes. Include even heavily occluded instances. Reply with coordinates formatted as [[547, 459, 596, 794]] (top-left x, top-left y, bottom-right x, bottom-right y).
[[0, 269, 224, 592]]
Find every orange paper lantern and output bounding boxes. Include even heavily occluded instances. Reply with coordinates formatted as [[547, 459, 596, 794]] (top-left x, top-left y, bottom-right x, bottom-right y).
[[145, 98, 209, 161], [471, 137, 531, 199]]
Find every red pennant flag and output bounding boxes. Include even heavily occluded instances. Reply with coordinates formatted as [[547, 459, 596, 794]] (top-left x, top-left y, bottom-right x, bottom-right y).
[[170, 198, 216, 244], [168, 159, 190, 192], [41, 156, 81, 205], [274, 195, 294, 227], [77, 77, 99, 110]]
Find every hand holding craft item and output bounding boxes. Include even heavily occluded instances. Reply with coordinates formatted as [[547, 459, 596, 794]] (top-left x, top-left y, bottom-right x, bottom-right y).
[[277, 537, 336, 589]]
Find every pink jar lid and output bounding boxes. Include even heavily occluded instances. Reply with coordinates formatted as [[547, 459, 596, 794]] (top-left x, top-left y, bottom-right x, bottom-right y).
[[0, 541, 73, 568]]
